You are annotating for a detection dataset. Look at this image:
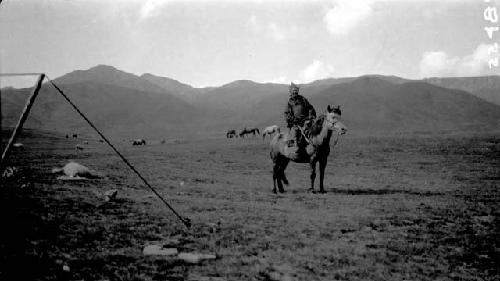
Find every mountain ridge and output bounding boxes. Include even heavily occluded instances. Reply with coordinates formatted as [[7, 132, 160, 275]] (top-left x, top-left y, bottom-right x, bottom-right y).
[[3, 65, 499, 137]]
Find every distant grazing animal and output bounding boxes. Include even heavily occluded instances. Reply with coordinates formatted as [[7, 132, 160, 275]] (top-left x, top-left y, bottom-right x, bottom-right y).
[[239, 128, 260, 138], [270, 105, 347, 194], [65, 134, 69, 139], [161, 139, 166, 144], [132, 139, 146, 146], [226, 130, 238, 138], [75, 144, 84, 151], [72, 134, 78, 138], [262, 125, 280, 141]]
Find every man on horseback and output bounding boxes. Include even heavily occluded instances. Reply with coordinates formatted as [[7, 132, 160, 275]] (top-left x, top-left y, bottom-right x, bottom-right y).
[[284, 82, 316, 150]]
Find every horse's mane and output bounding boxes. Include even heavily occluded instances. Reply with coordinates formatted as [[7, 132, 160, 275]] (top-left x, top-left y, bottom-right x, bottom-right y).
[[310, 114, 325, 136]]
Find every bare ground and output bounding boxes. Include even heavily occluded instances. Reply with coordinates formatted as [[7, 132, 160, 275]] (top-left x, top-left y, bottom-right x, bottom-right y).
[[1, 130, 499, 281]]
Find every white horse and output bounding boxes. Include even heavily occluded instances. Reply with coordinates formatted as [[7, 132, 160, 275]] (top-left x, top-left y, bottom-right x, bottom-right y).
[[262, 125, 280, 141]]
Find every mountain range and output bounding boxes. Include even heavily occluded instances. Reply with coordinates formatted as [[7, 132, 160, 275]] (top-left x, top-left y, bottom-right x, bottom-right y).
[[2, 65, 500, 138]]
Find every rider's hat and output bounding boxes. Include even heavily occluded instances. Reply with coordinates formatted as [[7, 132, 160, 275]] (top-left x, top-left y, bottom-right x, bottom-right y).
[[289, 82, 300, 92]]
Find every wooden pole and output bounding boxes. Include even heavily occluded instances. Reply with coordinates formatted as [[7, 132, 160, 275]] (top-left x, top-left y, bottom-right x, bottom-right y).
[[1, 74, 45, 170]]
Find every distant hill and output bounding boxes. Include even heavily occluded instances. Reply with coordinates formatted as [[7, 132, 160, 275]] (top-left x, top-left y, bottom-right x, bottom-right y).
[[2, 81, 203, 138], [53, 65, 172, 95], [140, 73, 208, 103], [198, 80, 287, 113], [3, 65, 500, 137], [243, 76, 500, 134], [143, 74, 288, 112], [140, 73, 195, 94], [424, 76, 500, 105]]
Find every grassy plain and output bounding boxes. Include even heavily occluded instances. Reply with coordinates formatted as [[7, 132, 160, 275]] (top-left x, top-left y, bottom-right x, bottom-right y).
[[1, 130, 499, 281]]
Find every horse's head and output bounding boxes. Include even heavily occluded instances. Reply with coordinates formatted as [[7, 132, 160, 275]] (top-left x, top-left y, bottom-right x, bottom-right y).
[[325, 105, 347, 135]]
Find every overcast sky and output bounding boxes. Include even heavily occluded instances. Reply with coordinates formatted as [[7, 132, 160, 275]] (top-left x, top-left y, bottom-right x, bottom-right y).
[[1, 0, 499, 88]]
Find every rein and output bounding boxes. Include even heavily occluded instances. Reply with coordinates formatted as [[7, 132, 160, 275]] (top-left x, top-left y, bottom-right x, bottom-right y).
[[299, 116, 340, 146]]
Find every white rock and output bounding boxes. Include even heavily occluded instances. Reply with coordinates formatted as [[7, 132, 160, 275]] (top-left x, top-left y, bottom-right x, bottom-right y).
[[104, 189, 118, 202], [178, 252, 217, 264], [52, 162, 102, 178], [13, 143, 24, 149], [143, 245, 178, 256]]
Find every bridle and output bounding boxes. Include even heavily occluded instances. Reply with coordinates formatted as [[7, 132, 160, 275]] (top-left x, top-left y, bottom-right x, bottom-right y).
[[325, 113, 341, 130], [325, 113, 345, 146]]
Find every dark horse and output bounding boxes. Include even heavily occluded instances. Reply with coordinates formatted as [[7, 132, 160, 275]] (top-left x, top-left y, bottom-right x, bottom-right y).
[[132, 139, 146, 146], [226, 130, 238, 138], [239, 128, 260, 138], [270, 105, 347, 194]]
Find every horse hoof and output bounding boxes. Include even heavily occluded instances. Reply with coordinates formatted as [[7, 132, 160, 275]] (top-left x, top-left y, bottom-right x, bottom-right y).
[[318, 190, 327, 194], [272, 189, 277, 194], [279, 189, 286, 193], [307, 188, 314, 193]]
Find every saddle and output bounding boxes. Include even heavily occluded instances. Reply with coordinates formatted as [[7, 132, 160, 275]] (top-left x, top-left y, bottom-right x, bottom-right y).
[[283, 123, 314, 161]]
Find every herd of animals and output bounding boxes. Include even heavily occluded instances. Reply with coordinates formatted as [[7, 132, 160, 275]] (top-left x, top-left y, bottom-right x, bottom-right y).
[[226, 125, 280, 140], [65, 124, 279, 153]]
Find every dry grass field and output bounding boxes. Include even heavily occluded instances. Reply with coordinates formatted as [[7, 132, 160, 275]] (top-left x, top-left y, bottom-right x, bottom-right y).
[[1, 129, 499, 281]]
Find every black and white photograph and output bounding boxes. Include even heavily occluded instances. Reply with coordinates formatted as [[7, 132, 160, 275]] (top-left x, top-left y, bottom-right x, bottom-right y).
[[1, 0, 499, 280]]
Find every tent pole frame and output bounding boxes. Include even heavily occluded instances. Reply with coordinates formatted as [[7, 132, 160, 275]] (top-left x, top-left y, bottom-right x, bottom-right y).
[[1, 73, 45, 172]]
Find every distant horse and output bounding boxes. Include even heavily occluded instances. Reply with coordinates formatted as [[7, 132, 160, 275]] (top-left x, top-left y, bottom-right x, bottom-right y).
[[226, 130, 238, 138], [270, 105, 347, 194], [262, 125, 280, 141], [132, 139, 146, 146], [239, 128, 260, 138]]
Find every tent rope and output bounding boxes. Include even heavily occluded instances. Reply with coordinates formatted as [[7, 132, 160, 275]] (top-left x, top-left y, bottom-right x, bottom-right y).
[[46, 76, 191, 228], [0, 73, 44, 76]]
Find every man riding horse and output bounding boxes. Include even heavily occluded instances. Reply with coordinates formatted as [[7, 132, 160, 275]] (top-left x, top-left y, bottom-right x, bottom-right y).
[[284, 82, 316, 152]]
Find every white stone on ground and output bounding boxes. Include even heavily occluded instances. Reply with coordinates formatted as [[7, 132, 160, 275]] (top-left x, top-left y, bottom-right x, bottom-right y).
[[52, 161, 103, 179], [142, 244, 178, 256]]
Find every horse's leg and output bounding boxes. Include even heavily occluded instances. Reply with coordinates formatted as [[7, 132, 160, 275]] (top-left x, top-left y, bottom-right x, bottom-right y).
[[319, 158, 328, 193], [279, 157, 290, 187], [309, 159, 317, 192], [275, 157, 287, 193], [272, 157, 281, 194], [272, 163, 278, 194]]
